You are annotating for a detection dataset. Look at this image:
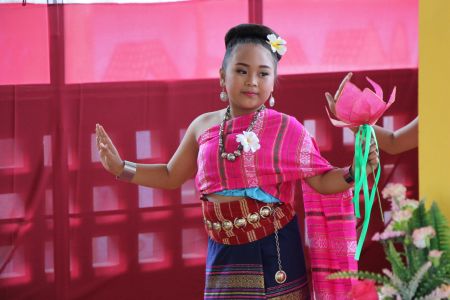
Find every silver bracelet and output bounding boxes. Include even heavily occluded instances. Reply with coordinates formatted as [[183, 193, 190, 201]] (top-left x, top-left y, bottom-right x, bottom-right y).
[[116, 160, 137, 181]]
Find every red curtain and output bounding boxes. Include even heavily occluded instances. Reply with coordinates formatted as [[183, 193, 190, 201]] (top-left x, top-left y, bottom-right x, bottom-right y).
[[0, 69, 418, 300], [0, 1, 418, 299]]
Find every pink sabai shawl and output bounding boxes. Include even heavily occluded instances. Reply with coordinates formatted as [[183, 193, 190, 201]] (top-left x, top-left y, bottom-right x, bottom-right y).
[[196, 108, 357, 299]]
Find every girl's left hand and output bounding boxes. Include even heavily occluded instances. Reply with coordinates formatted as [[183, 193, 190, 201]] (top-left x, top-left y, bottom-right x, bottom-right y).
[[366, 141, 379, 174], [351, 141, 380, 176]]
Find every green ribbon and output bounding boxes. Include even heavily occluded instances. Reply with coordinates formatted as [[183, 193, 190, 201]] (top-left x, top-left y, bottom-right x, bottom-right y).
[[353, 124, 381, 260]]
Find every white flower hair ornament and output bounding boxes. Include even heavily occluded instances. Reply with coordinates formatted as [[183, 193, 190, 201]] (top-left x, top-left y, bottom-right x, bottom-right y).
[[267, 34, 287, 56], [236, 131, 261, 153]]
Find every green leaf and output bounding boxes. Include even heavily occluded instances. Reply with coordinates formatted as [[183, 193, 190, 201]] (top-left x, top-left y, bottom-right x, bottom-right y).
[[407, 243, 427, 274], [415, 262, 450, 297], [327, 270, 390, 285], [426, 202, 450, 252], [409, 200, 427, 231], [386, 240, 410, 282]]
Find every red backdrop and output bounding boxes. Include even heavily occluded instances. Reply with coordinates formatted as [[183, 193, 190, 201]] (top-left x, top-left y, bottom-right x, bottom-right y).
[[0, 1, 417, 299]]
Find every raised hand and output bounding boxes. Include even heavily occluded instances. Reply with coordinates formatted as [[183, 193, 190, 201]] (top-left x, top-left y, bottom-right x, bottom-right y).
[[95, 124, 124, 176]]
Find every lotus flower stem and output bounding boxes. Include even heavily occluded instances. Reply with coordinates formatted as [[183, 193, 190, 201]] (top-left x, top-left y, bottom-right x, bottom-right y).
[[372, 167, 385, 223], [354, 125, 381, 260]]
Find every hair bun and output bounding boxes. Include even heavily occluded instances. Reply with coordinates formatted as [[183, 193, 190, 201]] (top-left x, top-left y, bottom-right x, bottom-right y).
[[225, 24, 277, 47], [224, 23, 283, 61]]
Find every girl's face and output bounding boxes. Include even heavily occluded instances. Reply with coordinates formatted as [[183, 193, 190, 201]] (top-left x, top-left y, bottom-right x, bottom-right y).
[[220, 43, 276, 117]]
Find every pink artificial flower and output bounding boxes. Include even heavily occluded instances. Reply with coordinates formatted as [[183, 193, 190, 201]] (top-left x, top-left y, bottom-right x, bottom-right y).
[[376, 223, 405, 240], [392, 210, 412, 223], [412, 226, 436, 248], [382, 183, 407, 211], [349, 280, 379, 300], [326, 77, 396, 127], [429, 250, 443, 259], [429, 250, 444, 267], [399, 199, 419, 212], [372, 232, 381, 241], [382, 183, 406, 202], [379, 229, 405, 240]]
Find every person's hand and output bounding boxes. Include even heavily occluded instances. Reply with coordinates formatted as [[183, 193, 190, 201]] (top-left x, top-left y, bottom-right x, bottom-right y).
[[325, 72, 353, 116], [96, 124, 124, 176], [366, 141, 379, 174], [351, 139, 379, 177]]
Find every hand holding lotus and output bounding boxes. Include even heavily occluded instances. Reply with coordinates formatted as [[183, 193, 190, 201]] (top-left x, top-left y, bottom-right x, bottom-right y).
[[351, 140, 380, 176]]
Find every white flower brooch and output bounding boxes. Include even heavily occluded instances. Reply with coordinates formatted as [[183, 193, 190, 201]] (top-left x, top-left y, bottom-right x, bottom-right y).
[[236, 131, 261, 153]]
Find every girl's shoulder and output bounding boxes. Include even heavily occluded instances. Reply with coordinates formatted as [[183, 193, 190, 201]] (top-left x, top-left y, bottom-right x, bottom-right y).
[[191, 109, 225, 141]]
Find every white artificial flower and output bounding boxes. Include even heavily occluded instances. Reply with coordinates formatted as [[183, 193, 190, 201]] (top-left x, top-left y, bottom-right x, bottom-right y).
[[379, 285, 399, 299], [236, 131, 261, 153], [382, 183, 407, 210], [412, 226, 436, 248], [267, 34, 287, 56], [399, 199, 419, 211], [392, 210, 412, 223]]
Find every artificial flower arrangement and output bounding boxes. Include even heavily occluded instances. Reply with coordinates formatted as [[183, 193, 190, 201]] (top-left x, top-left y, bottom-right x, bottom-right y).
[[329, 183, 450, 300]]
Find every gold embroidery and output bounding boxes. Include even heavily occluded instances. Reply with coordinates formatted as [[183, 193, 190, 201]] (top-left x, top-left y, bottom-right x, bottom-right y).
[[206, 274, 264, 289], [247, 230, 257, 242], [240, 198, 251, 217], [268, 287, 309, 300]]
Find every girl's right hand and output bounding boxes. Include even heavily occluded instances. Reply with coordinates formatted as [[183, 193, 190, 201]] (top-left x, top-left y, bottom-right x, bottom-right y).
[[95, 124, 124, 176]]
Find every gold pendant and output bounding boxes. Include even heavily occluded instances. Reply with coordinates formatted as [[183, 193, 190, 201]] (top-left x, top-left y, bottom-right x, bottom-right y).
[[275, 270, 287, 284]]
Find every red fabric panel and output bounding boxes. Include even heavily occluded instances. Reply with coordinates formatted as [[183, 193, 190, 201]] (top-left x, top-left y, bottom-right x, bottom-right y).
[[63, 1, 248, 83], [0, 4, 50, 85], [0, 1, 417, 85], [0, 69, 417, 299], [265, 0, 418, 74]]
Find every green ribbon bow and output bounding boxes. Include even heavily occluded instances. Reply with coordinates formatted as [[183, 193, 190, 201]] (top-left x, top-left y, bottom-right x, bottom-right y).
[[353, 124, 381, 260]]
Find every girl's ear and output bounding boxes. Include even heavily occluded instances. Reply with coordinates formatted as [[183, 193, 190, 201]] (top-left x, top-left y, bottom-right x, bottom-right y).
[[219, 68, 225, 86]]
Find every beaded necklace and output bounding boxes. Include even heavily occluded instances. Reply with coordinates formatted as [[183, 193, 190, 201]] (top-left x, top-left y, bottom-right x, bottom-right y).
[[219, 105, 265, 161]]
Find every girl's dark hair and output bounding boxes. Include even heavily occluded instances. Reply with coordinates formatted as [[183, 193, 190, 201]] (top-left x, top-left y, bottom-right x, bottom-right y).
[[222, 23, 282, 73]]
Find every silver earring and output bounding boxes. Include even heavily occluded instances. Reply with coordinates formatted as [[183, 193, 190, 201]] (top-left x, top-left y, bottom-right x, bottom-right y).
[[220, 88, 228, 102], [269, 94, 275, 107]]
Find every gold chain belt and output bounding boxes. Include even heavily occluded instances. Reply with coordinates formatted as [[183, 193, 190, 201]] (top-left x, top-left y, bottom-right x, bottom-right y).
[[201, 197, 295, 245]]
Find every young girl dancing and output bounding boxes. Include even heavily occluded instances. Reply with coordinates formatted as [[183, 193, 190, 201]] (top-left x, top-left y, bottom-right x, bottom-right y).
[[96, 23, 379, 299]]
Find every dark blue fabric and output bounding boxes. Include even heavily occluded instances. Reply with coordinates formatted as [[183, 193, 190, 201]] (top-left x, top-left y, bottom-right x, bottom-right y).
[[205, 216, 309, 297]]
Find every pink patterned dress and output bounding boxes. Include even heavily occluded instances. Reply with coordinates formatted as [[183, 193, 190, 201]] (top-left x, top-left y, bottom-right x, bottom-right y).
[[196, 108, 357, 299]]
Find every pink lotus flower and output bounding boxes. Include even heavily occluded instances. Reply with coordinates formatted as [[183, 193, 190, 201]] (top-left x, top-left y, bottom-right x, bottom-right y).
[[326, 77, 396, 127]]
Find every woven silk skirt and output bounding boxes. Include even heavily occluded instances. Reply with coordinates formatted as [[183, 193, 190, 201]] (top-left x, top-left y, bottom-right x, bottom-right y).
[[203, 200, 310, 299]]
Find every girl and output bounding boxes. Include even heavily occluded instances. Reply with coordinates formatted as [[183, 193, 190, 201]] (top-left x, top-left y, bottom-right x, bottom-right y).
[[96, 24, 379, 299]]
